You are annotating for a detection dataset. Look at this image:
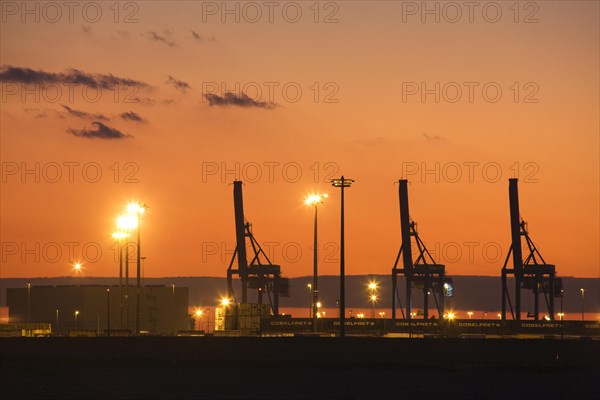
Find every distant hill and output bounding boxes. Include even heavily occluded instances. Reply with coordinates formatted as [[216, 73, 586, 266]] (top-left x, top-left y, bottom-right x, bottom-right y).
[[1, 275, 597, 315]]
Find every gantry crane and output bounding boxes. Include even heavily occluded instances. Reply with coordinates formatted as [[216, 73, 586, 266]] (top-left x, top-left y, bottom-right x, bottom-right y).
[[226, 181, 289, 315], [501, 178, 562, 321], [392, 179, 453, 321]]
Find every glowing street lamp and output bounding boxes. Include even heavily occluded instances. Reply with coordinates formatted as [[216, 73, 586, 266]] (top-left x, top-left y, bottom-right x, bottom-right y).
[[220, 298, 231, 307], [117, 214, 136, 331], [74, 310, 80, 330], [126, 202, 148, 336], [446, 312, 455, 321], [370, 294, 378, 318], [558, 313, 564, 321], [116, 215, 138, 230], [194, 309, 204, 331], [305, 192, 327, 333], [368, 281, 378, 292], [307, 283, 312, 318], [112, 231, 129, 329], [580, 288, 585, 321], [467, 311, 473, 319], [73, 262, 82, 273]]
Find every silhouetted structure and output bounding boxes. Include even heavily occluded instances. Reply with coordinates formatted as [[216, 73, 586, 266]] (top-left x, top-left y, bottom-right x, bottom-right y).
[[392, 180, 453, 321], [6, 285, 189, 334], [226, 181, 289, 315], [331, 176, 354, 337], [501, 178, 561, 321]]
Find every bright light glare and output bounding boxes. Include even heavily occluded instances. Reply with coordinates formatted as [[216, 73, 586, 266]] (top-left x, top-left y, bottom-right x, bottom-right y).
[[73, 263, 82, 272], [370, 294, 378, 302], [368, 281, 378, 291], [447, 312, 455, 320], [127, 202, 145, 215], [117, 215, 138, 230], [112, 231, 129, 240], [316, 302, 322, 308], [220, 298, 231, 307], [305, 193, 327, 206], [195, 309, 203, 317]]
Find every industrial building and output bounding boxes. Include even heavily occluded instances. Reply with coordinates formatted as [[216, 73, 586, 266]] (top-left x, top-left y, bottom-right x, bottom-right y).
[[6, 285, 189, 335]]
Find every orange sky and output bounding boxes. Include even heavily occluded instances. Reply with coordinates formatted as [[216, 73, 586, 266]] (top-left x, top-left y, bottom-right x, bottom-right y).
[[1, 1, 598, 279]]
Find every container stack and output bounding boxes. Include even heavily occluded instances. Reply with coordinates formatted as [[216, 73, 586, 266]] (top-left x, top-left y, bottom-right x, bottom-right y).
[[214, 303, 271, 336]]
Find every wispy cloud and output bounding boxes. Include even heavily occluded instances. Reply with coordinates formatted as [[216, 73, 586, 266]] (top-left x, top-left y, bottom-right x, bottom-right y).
[[166, 76, 190, 92], [205, 93, 276, 109], [120, 111, 145, 122], [62, 105, 108, 121], [68, 122, 131, 139], [423, 133, 444, 141], [190, 29, 217, 42], [147, 31, 177, 47], [23, 107, 49, 118], [0, 65, 147, 89]]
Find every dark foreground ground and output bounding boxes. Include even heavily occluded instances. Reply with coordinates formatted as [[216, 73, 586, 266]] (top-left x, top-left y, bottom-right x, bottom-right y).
[[2, 337, 599, 399]]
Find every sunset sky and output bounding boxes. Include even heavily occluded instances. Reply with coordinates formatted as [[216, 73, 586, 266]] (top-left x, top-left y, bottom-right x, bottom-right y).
[[1, 1, 598, 280]]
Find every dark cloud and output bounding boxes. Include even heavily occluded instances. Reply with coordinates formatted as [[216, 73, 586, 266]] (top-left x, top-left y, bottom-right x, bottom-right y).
[[132, 97, 156, 105], [68, 122, 131, 139], [190, 29, 217, 42], [0, 65, 147, 89], [147, 31, 177, 47], [62, 105, 108, 121], [120, 111, 145, 122], [24, 107, 48, 118], [166, 75, 190, 92], [423, 133, 443, 141], [204, 93, 276, 109]]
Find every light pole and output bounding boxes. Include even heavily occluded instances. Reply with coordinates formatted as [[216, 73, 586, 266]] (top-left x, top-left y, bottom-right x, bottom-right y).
[[128, 202, 148, 335], [367, 280, 378, 318], [112, 231, 128, 329], [370, 294, 377, 318], [580, 288, 585, 321], [117, 214, 137, 332], [171, 283, 175, 336], [195, 309, 203, 331], [331, 176, 354, 337], [106, 289, 111, 336], [305, 193, 327, 333], [75, 310, 80, 330], [307, 283, 312, 318], [207, 308, 211, 333], [55, 309, 59, 334], [27, 282, 31, 324]]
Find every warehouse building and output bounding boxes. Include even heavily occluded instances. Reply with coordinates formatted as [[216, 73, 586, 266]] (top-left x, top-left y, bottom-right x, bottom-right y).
[[6, 285, 189, 335]]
